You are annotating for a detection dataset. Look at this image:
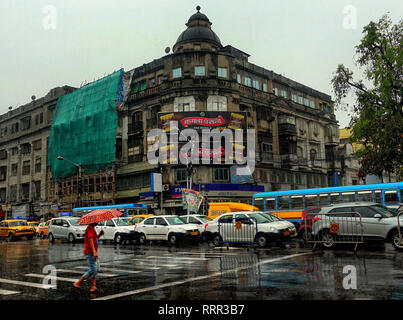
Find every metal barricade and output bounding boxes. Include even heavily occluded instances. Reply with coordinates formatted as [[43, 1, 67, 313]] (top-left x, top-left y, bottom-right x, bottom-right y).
[[218, 217, 258, 247], [397, 210, 403, 248], [304, 211, 364, 252]]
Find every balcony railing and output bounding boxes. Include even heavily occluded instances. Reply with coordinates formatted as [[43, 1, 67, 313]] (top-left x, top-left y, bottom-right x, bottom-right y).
[[128, 122, 143, 134], [278, 123, 297, 136]]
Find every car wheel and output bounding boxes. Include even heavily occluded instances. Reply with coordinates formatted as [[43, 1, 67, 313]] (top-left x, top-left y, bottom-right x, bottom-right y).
[[300, 229, 312, 242], [114, 233, 122, 244], [68, 233, 75, 243], [321, 229, 335, 249], [48, 233, 55, 243], [391, 230, 403, 251], [139, 233, 146, 245], [257, 233, 267, 248], [7, 233, 14, 241], [212, 233, 222, 247], [40, 232, 45, 239], [168, 233, 177, 245]]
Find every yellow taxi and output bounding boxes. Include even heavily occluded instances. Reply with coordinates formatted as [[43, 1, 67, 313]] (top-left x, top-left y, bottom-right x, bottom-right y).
[[37, 220, 51, 239], [128, 214, 154, 225], [27, 221, 39, 234], [0, 219, 35, 241]]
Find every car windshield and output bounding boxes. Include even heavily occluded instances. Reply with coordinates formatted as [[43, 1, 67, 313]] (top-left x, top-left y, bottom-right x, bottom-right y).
[[69, 218, 80, 226], [371, 205, 396, 217], [165, 217, 185, 225], [261, 212, 283, 222], [9, 221, 27, 227], [115, 218, 130, 226], [248, 213, 272, 224]]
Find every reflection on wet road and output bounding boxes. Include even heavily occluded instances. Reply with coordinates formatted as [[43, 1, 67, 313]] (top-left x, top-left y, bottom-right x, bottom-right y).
[[1, 238, 403, 300]]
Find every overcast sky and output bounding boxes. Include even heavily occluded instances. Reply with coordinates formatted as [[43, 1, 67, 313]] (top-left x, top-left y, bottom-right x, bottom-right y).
[[1, 0, 402, 128]]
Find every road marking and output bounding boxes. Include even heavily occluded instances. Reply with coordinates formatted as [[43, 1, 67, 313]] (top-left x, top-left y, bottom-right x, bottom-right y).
[[0, 278, 53, 289], [25, 274, 78, 283], [56, 269, 117, 277], [147, 256, 208, 261], [75, 266, 141, 275], [0, 289, 19, 295], [132, 258, 194, 264], [94, 252, 313, 300]]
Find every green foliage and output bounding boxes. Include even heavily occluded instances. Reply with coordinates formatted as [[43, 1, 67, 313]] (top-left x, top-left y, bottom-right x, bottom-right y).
[[331, 14, 403, 178]]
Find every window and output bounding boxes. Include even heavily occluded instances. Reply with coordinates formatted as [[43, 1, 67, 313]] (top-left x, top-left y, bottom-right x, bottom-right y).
[[176, 169, 187, 184], [358, 191, 372, 202], [34, 181, 41, 200], [174, 97, 195, 112], [310, 100, 315, 108], [35, 157, 41, 173], [304, 98, 309, 106], [341, 192, 356, 203], [11, 164, 18, 176], [295, 173, 302, 185], [385, 190, 399, 205], [252, 80, 260, 89], [260, 143, 273, 153], [21, 117, 31, 130], [291, 196, 303, 209], [0, 167, 6, 181], [292, 94, 297, 103], [237, 74, 241, 83], [374, 191, 382, 203], [0, 149, 7, 160], [155, 218, 168, 226], [244, 77, 251, 87], [330, 193, 340, 204], [305, 195, 318, 208], [33, 139, 42, 151], [11, 147, 18, 156], [194, 66, 205, 76], [277, 196, 289, 209], [298, 96, 303, 104], [266, 198, 276, 210], [263, 83, 267, 92], [173, 67, 182, 79], [22, 161, 30, 175], [106, 220, 115, 227], [207, 95, 227, 111], [218, 67, 227, 78], [319, 194, 329, 206], [281, 90, 287, 98], [213, 168, 229, 182], [21, 143, 31, 155], [274, 88, 279, 96]]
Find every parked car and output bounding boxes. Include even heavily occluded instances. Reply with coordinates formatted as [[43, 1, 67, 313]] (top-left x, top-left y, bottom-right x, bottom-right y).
[[95, 217, 135, 244], [179, 215, 213, 236], [48, 217, 87, 243], [27, 221, 39, 235], [37, 220, 51, 239], [134, 215, 201, 245], [260, 212, 298, 234], [203, 211, 296, 248], [310, 202, 403, 250], [0, 219, 35, 241], [295, 207, 321, 241], [128, 214, 154, 225]]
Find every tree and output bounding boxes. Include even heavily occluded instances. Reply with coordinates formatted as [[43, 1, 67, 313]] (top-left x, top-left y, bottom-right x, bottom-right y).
[[332, 14, 403, 180]]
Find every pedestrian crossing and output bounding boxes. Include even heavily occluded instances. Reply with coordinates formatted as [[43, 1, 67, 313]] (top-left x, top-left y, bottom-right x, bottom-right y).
[[0, 250, 253, 298]]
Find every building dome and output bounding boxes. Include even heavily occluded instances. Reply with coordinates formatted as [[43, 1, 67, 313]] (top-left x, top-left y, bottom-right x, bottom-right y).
[[173, 6, 222, 52]]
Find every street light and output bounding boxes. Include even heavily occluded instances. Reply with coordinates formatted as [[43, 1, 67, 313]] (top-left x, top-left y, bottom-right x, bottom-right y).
[[57, 156, 83, 208]]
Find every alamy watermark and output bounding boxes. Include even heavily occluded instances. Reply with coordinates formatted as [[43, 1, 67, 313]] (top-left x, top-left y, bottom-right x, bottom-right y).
[[42, 264, 57, 289], [342, 5, 357, 30], [42, 5, 57, 30], [342, 265, 357, 290]]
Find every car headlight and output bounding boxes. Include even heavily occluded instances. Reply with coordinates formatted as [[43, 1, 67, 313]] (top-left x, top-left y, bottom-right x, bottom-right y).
[[269, 227, 279, 233]]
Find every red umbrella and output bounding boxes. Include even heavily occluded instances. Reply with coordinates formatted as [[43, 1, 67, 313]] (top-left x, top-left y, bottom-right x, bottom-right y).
[[77, 209, 123, 225]]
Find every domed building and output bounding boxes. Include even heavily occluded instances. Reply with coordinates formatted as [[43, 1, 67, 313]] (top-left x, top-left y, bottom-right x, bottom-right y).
[[45, 7, 341, 215]]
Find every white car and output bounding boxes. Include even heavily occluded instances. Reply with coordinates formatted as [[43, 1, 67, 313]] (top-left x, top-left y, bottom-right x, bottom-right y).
[[203, 211, 296, 248], [95, 217, 135, 244], [48, 217, 87, 243], [179, 215, 213, 235], [134, 215, 201, 245]]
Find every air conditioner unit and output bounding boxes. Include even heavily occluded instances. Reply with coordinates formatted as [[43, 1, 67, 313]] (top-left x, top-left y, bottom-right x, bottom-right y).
[[163, 184, 170, 191]]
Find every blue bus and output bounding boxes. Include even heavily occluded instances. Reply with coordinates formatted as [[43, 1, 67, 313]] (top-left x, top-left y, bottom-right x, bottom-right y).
[[72, 203, 150, 217], [252, 182, 403, 227]]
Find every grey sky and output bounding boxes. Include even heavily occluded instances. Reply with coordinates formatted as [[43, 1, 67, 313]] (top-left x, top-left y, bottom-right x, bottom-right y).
[[1, 0, 402, 128]]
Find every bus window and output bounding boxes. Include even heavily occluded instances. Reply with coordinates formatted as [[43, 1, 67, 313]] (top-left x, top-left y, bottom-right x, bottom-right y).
[[291, 196, 303, 209], [330, 193, 340, 204], [254, 198, 264, 211], [385, 190, 399, 205], [358, 191, 372, 202], [374, 191, 382, 204], [277, 196, 290, 209], [266, 198, 276, 210], [305, 195, 318, 208], [319, 194, 329, 207], [341, 192, 356, 203]]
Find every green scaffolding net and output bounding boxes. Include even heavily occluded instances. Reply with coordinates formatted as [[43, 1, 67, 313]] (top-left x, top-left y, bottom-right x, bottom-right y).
[[48, 69, 124, 180]]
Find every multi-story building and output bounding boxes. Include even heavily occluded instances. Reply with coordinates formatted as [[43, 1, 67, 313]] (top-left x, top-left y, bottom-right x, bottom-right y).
[[114, 7, 341, 214], [0, 86, 75, 220]]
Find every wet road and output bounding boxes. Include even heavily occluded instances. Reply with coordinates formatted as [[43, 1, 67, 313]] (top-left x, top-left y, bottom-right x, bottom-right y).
[[0, 238, 403, 300]]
